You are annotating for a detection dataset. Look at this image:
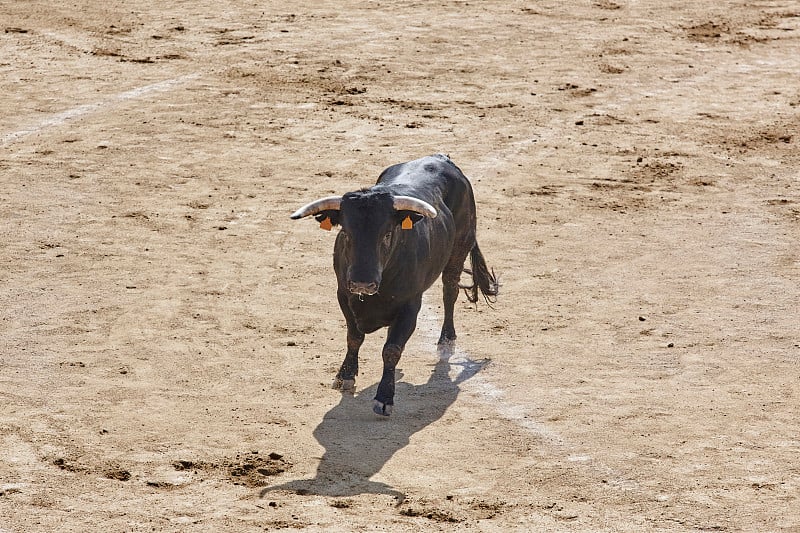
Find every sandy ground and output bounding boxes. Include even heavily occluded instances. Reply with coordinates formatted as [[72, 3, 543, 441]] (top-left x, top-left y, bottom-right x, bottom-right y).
[[1, 1, 799, 531]]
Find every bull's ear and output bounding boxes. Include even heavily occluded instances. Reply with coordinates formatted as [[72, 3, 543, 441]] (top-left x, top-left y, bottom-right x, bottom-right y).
[[395, 210, 424, 230], [313, 210, 340, 231]]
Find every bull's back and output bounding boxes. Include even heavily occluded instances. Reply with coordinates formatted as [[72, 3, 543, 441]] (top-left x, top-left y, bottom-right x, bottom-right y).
[[376, 154, 476, 224]]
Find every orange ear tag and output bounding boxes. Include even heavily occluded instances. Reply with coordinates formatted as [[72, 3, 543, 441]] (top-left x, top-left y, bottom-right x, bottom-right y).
[[401, 215, 413, 230], [319, 217, 333, 231]]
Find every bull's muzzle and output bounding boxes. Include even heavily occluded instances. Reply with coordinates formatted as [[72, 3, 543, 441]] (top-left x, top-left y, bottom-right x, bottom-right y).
[[347, 280, 379, 296]]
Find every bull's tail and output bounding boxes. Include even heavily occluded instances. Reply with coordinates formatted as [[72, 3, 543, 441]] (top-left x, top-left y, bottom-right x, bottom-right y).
[[461, 243, 499, 305]]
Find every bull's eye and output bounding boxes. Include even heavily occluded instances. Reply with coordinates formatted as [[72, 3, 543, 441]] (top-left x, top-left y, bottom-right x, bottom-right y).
[[382, 231, 392, 247]]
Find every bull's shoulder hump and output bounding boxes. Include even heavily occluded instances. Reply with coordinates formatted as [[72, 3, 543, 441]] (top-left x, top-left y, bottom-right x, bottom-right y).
[[378, 155, 464, 186], [417, 153, 457, 172]]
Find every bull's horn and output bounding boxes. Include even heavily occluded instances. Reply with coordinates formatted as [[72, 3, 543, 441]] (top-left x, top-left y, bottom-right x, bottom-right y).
[[290, 196, 343, 219], [393, 196, 437, 218]]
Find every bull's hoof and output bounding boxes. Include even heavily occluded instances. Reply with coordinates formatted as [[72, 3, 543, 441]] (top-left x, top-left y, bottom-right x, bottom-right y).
[[332, 377, 356, 392], [373, 400, 393, 417], [437, 331, 457, 345]]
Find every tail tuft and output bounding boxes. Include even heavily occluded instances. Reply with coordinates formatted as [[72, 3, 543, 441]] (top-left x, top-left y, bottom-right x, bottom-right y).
[[461, 244, 499, 305]]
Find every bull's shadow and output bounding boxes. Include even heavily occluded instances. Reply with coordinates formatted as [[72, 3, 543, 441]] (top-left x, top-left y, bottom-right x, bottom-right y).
[[262, 346, 487, 501]]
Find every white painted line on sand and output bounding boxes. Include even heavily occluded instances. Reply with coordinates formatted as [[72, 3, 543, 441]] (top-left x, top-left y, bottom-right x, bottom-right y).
[[417, 298, 566, 444], [1, 73, 201, 146], [418, 297, 643, 492]]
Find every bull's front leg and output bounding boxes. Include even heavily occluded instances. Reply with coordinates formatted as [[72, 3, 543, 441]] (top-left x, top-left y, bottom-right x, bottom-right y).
[[373, 299, 421, 416], [333, 290, 363, 392]]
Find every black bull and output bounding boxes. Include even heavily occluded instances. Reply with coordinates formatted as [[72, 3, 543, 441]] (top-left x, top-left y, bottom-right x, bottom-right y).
[[291, 154, 498, 416]]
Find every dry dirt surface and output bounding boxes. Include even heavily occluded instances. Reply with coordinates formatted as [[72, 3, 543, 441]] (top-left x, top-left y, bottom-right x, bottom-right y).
[[1, 1, 799, 531]]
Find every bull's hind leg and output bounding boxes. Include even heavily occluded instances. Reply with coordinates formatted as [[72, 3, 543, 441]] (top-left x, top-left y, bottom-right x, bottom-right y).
[[438, 243, 472, 345], [333, 290, 363, 392]]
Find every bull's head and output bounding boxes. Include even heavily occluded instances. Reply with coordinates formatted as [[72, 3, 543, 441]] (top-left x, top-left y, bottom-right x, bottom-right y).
[[291, 190, 437, 295]]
